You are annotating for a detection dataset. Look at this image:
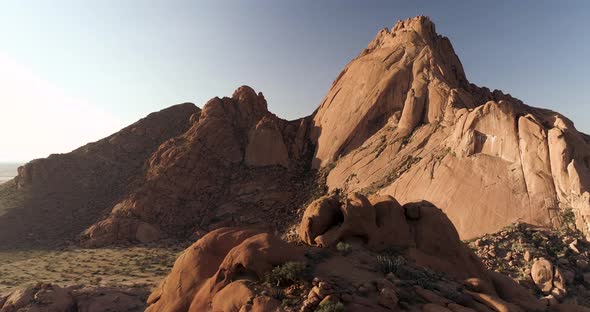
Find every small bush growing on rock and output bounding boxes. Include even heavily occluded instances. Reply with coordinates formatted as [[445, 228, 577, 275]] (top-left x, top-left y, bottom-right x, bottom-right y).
[[531, 231, 544, 245], [315, 301, 345, 312], [377, 255, 405, 274], [265, 261, 307, 287], [561, 208, 577, 233], [270, 287, 285, 300], [336, 241, 352, 255]]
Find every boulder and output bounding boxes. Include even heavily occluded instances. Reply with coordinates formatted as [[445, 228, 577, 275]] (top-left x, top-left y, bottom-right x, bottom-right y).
[[531, 258, 554, 294], [146, 227, 304, 312], [70, 286, 147, 312], [487, 271, 545, 312], [211, 280, 254, 312], [298, 194, 489, 281], [0, 284, 147, 312], [378, 287, 399, 309], [464, 290, 524, 312], [0, 283, 74, 312], [241, 296, 283, 312], [298, 195, 342, 246]]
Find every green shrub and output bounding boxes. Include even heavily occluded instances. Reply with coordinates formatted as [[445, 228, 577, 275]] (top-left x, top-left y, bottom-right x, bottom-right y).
[[336, 241, 352, 255], [561, 208, 577, 232], [315, 301, 345, 312], [531, 231, 544, 245], [265, 261, 307, 287]]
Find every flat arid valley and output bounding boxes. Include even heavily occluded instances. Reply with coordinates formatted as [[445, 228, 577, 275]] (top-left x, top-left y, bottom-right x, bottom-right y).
[[1, 2, 590, 312]]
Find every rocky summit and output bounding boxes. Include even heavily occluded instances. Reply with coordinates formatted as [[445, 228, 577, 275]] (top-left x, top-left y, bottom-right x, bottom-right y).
[[1, 15, 590, 311]]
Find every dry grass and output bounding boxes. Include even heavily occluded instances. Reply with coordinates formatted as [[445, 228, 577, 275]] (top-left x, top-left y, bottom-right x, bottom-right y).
[[0, 244, 184, 294]]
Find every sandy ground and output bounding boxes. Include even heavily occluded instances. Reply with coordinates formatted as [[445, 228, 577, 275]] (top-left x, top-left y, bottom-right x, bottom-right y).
[[0, 244, 184, 294]]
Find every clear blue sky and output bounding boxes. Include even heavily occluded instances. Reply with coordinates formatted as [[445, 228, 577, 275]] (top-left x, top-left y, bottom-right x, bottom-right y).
[[0, 0, 589, 162]]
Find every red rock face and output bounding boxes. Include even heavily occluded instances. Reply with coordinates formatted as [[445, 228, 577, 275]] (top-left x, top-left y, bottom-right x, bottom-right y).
[[1, 15, 590, 247], [311, 16, 590, 240]]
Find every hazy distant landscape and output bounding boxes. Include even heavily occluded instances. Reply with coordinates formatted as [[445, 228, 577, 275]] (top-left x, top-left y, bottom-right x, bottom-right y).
[[0, 163, 21, 184]]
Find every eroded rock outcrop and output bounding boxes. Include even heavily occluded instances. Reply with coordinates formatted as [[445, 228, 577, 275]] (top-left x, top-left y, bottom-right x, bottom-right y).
[[298, 193, 488, 281], [81, 86, 314, 246], [311, 16, 590, 240], [144, 193, 584, 311], [145, 227, 303, 312], [0, 283, 147, 312]]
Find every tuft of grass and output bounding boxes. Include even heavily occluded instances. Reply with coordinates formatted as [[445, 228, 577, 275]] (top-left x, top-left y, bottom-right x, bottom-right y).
[[376, 255, 405, 274], [315, 301, 345, 312], [336, 242, 352, 256], [265, 261, 307, 287]]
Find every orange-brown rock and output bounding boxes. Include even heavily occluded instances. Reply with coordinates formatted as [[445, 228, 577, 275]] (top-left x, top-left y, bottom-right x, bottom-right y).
[[81, 86, 313, 246], [146, 227, 304, 312], [240, 296, 283, 312], [0, 284, 147, 312], [464, 290, 523, 312], [70, 286, 147, 312], [0, 283, 74, 312], [298, 195, 342, 246], [486, 271, 545, 312], [312, 16, 590, 240], [298, 193, 488, 281]]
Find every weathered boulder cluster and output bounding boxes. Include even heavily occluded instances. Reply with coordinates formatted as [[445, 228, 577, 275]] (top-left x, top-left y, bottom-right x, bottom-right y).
[[469, 223, 590, 307], [0, 283, 147, 312], [145, 227, 304, 311], [141, 193, 590, 311], [82, 86, 315, 247], [298, 193, 488, 280]]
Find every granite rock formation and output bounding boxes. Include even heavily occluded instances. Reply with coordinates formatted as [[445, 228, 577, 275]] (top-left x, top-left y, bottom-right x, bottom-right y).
[[311, 16, 590, 240], [81, 86, 313, 246], [1, 15, 589, 247]]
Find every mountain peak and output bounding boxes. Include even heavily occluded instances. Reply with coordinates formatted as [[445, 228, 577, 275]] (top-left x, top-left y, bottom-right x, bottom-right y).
[[312, 16, 468, 167], [392, 15, 436, 38], [232, 85, 268, 114]]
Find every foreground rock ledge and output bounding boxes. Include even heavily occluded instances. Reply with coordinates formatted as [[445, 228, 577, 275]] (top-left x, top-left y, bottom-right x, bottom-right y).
[[144, 193, 590, 312]]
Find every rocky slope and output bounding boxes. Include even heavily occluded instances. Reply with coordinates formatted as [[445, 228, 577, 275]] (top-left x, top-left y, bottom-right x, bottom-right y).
[[0, 103, 198, 247], [468, 221, 590, 307], [81, 86, 315, 246]]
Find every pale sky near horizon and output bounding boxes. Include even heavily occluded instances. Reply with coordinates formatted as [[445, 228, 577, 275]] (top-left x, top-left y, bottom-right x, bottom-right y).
[[0, 0, 589, 162]]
